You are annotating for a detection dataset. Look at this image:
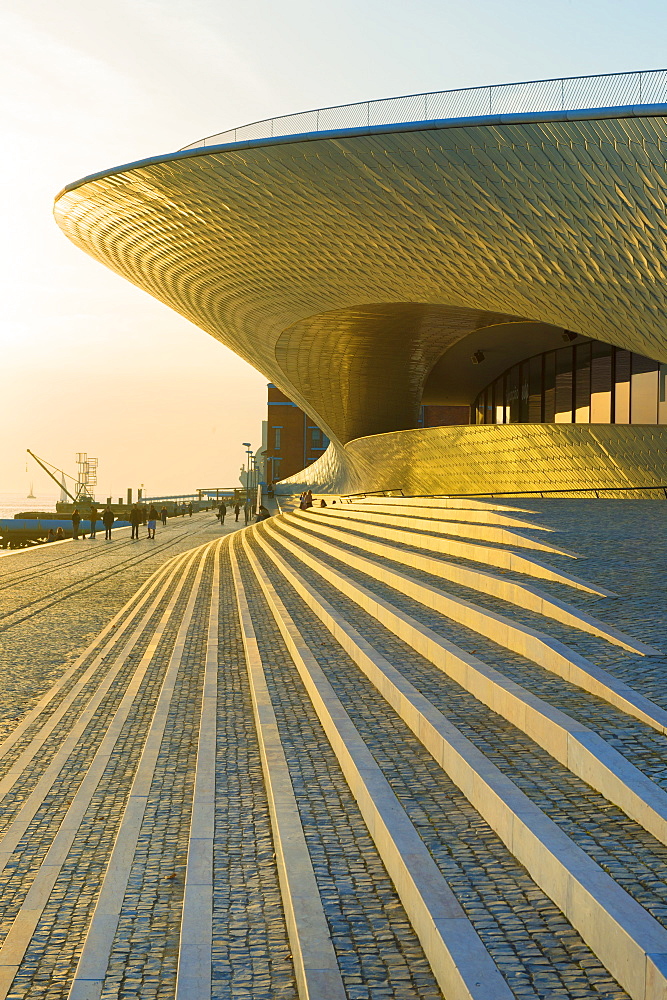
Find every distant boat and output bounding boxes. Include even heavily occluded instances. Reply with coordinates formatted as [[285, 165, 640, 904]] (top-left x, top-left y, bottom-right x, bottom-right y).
[[27, 482, 35, 499]]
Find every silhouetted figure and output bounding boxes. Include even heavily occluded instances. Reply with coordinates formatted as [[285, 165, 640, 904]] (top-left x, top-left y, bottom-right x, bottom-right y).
[[188, 502, 194, 517], [130, 504, 141, 540], [218, 502, 227, 523], [72, 508, 81, 540], [160, 507, 168, 526], [89, 506, 98, 538], [102, 506, 115, 540], [234, 503, 241, 522], [253, 506, 271, 523], [147, 505, 159, 539]]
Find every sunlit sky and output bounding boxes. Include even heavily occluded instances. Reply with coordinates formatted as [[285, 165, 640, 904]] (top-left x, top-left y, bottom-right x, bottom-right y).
[[2, 0, 667, 497]]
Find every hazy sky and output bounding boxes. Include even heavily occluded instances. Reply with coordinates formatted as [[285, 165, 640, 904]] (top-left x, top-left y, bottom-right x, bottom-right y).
[[2, 0, 667, 497]]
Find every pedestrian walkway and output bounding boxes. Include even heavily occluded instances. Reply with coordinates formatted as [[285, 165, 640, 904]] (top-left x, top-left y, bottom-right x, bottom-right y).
[[0, 498, 666, 998]]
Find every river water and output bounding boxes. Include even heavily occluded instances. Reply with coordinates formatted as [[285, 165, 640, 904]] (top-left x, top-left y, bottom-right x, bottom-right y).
[[0, 491, 59, 519]]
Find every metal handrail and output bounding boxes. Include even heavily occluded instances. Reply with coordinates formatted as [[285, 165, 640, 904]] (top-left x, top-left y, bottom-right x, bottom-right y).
[[397, 485, 667, 500], [182, 67, 667, 150]]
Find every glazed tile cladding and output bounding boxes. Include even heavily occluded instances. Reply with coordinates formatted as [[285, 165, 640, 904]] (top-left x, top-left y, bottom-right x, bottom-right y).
[[279, 423, 667, 495], [55, 114, 667, 450]]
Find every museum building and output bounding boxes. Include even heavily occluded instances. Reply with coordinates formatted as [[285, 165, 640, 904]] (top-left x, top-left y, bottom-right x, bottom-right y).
[[54, 68, 667, 495]]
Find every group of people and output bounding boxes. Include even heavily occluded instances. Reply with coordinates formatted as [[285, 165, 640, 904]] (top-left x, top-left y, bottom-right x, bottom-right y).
[[216, 498, 270, 525], [129, 503, 164, 539], [298, 490, 330, 510], [66, 502, 170, 542]]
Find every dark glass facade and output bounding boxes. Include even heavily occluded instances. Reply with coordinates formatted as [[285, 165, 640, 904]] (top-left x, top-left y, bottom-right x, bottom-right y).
[[474, 342, 667, 425]]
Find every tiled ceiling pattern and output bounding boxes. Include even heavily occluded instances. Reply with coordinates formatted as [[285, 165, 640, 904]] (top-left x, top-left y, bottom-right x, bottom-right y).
[[55, 116, 667, 444]]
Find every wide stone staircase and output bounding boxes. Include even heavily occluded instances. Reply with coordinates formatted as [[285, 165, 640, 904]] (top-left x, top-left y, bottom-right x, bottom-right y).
[[1, 497, 666, 1000]]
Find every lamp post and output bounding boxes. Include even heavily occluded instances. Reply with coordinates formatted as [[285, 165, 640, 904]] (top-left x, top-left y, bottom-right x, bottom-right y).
[[242, 442, 252, 503]]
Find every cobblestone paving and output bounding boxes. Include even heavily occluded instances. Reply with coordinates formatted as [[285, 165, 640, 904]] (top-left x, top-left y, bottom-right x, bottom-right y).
[[100, 553, 214, 1000], [1, 499, 665, 999], [283, 519, 667, 790], [5, 562, 201, 999], [236, 542, 444, 1000], [249, 531, 631, 1000], [212, 547, 296, 1000], [262, 521, 667, 925], [0, 513, 234, 742]]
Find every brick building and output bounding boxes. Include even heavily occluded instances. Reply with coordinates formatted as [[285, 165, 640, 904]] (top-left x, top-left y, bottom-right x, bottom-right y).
[[265, 384, 329, 483]]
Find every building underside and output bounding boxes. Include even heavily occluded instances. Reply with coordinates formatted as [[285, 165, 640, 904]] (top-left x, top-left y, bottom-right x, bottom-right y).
[[54, 104, 667, 494]]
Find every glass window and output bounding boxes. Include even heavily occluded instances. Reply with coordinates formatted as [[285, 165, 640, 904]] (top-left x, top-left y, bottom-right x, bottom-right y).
[[274, 427, 281, 450], [630, 353, 659, 423], [528, 355, 543, 422], [475, 394, 484, 424], [555, 347, 573, 423], [493, 376, 505, 424], [614, 349, 631, 423], [590, 342, 612, 422], [574, 343, 591, 423], [543, 351, 556, 422], [484, 388, 493, 424], [506, 366, 520, 423], [519, 363, 530, 422], [659, 364, 667, 425]]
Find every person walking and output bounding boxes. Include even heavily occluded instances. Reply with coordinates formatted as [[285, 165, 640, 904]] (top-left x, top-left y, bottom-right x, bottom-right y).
[[188, 502, 194, 517], [218, 502, 227, 524], [71, 508, 81, 540], [147, 505, 159, 539], [129, 503, 141, 540], [89, 505, 98, 538], [160, 506, 168, 526], [234, 502, 241, 522], [102, 506, 115, 540]]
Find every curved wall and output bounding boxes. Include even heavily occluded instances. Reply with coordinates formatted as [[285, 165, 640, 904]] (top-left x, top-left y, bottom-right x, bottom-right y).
[[55, 112, 667, 451], [281, 425, 667, 496]]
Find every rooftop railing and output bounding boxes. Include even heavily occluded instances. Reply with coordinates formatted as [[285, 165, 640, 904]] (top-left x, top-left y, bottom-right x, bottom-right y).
[[181, 67, 667, 150]]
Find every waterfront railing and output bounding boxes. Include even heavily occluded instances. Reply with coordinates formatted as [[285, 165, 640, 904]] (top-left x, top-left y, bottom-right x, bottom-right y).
[[182, 67, 667, 150]]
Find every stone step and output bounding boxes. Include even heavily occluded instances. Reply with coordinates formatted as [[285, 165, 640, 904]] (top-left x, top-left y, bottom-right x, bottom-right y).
[[341, 499, 550, 531], [306, 505, 576, 555], [0, 544, 212, 999], [228, 542, 346, 1000], [293, 507, 605, 592], [271, 517, 666, 737], [247, 524, 667, 1000], [285, 510, 647, 653]]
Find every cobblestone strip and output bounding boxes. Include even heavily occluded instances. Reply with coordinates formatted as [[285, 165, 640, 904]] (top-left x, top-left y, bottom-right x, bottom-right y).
[[343, 501, 552, 531], [235, 549, 443, 1000], [0, 544, 208, 999], [250, 527, 667, 1000], [0, 550, 192, 798], [0, 522, 214, 637], [301, 508, 576, 557], [66, 540, 216, 1000], [262, 520, 667, 844], [0, 549, 188, 772], [229, 540, 346, 1000], [299, 508, 609, 592], [284, 512, 649, 654], [175, 539, 223, 1000], [242, 533, 514, 1000], [0, 548, 201, 893], [211, 546, 297, 1000], [271, 519, 667, 737]]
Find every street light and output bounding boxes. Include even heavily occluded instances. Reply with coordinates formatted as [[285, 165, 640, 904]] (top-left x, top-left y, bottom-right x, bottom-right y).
[[242, 442, 252, 503]]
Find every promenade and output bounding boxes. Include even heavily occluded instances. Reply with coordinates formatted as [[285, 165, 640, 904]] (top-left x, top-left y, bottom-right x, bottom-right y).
[[0, 499, 665, 999]]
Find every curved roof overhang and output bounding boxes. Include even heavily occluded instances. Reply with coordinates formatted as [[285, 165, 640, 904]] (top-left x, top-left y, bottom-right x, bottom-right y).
[[55, 107, 667, 445]]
